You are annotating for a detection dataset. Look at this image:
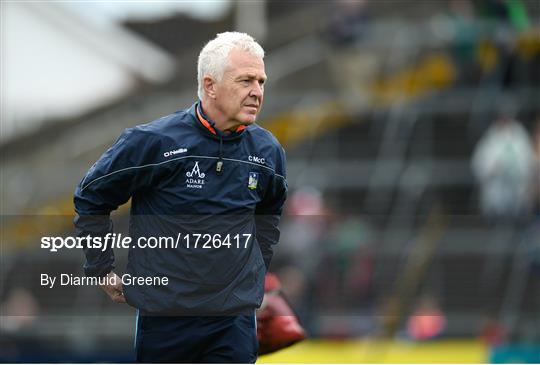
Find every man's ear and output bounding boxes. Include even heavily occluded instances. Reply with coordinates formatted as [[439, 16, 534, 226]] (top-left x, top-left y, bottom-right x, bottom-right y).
[[203, 76, 217, 99]]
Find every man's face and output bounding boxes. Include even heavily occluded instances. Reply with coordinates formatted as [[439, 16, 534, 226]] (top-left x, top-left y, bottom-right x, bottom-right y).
[[213, 48, 266, 126]]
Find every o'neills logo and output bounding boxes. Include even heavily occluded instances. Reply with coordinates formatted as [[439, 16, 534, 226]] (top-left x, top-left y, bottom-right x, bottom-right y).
[[186, 161, 206, 189], [164, 147, 187, 158]]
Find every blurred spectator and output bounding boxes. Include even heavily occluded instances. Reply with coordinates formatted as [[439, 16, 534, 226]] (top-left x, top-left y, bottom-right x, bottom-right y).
[[325, 0, 377, 111], [327, 216, 374, 305], [310, 216, 376, 316], [471, 113, 536, 222], [406, 295, 447, 341], [0, 288, 41, 361], [480, 0, 530, 32], [278, 187, 330, 275], [273, 187, 332, 333], [479, 0, 531, 88], [430, 1, 479, 85], [326, 0, 371, 46], [275, 265, 306, 309], [533, 119, 540, 214], [0, 288, 39, 332], [479, 314, 508, 346]]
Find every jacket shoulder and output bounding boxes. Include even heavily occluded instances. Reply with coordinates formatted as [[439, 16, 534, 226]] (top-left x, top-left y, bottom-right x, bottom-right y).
[[249, 124, 284, 150], [130, 110, 192, 138], [249, 124, 286, 176], [111, 111, 190, 151], [107, 110, 193, 161]]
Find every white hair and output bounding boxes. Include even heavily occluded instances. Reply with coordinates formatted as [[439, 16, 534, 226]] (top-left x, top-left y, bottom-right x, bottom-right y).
[[197, 32, 265, 100]]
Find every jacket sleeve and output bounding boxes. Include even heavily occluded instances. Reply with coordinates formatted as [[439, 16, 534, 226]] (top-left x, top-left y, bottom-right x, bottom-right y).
[[255, 146, 288, 270], [73, 128, 159, 277]]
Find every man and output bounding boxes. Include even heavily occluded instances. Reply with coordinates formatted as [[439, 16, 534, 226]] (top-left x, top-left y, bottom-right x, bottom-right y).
[[471, 112, 536, 221], [74, 32, 287, 363]]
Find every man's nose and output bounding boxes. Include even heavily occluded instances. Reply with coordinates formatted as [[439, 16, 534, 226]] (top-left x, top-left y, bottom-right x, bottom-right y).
[[249, 82, 263, 98]]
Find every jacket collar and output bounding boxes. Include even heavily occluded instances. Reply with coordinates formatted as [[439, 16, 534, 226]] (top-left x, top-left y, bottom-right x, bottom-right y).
[[190, 101, 247, 139]]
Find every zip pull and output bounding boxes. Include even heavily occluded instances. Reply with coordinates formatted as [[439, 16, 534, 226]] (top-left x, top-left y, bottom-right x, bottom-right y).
[[216, 159, 223, 174], [216, 134, 224, 175]]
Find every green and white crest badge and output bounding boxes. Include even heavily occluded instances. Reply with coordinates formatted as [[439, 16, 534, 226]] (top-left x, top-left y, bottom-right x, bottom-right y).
[[248, 172, 259, 190]]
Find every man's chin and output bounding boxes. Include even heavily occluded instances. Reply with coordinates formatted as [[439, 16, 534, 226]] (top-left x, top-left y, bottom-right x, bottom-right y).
[[239, 114, 258, 125]]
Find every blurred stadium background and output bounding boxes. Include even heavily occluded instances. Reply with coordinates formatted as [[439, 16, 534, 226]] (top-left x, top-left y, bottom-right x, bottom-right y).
[[1, 0, 539, 363]]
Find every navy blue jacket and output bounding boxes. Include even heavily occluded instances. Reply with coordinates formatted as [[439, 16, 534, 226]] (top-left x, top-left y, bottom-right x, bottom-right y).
[[73, 102, 287, 315]]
